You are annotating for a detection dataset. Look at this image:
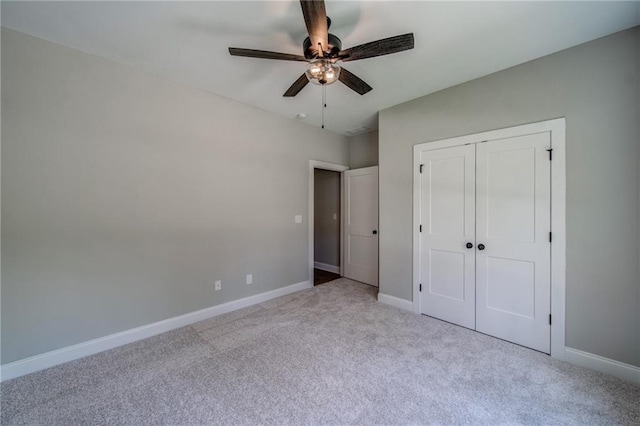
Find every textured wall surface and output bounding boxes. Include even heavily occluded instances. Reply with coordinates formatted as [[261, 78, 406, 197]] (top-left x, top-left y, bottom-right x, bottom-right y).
[[1, 29, 348, 363], [348, 131, 378, 169]]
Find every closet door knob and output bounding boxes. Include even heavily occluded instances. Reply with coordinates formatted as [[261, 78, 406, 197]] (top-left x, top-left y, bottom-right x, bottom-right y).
[[478, 244, 485, 251], [466, 242, 473, 249], [372, 230, 377, 235]]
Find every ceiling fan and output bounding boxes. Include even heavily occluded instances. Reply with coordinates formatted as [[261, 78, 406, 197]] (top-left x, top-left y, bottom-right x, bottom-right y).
[[229, 0, 415, 97]]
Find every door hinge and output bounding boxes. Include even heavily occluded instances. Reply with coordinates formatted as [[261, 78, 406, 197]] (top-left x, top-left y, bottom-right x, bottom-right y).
[[419, 284, 422, 292], [549, 314, 552, 325], [547, 148, 553, 161], [419, 164, 424, 173], [549, 232, 552, 243], [419, 224, 422, 232]]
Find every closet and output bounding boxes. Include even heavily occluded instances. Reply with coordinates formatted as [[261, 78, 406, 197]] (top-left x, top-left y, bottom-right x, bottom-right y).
[[414, 129, 553, 353]]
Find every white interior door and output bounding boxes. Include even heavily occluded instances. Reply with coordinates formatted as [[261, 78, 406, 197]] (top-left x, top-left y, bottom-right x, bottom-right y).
[[344, 166, 378, 286], [475, 134, 551, 353], [419, 145, 476, 329]]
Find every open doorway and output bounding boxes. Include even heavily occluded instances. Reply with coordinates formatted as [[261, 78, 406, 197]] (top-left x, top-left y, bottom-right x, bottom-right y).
[[314, 169, 341, 285], [308, 160, 349, 286]]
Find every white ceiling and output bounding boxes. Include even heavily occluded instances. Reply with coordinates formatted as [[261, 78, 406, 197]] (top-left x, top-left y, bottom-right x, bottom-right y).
[[2, 1, 639, 135]]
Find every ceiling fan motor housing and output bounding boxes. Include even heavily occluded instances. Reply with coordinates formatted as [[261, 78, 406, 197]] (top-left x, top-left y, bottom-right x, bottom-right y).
[[303, 33, 342, 59]]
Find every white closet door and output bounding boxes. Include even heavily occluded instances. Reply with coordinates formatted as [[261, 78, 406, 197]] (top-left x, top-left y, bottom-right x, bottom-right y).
[[344, 166, 379, 286], [419, 145, 476, 329], [475, 133, 551, 353]]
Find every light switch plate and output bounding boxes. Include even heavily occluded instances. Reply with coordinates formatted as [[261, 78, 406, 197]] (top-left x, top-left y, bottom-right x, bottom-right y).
[[294, 215, 302, 223]]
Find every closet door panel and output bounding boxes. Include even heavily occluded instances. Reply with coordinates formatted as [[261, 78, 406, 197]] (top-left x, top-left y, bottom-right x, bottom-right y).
[[475, 133, 551, 353], [419, 145, 476, 329]]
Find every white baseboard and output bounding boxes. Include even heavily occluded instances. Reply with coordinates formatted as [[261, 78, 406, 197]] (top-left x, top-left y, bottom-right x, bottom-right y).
[[377, 292, 413, 312], [313, 261, 340, 274], [564, 347, 640, 385], [0, 280, 312, 382]]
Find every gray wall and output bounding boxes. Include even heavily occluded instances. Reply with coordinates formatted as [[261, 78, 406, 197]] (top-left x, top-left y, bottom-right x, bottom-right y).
[[348, 131, 378, 169], [314, 169, 340, 267], [379, 27, 640, 367], [1, 29, 349, 364]]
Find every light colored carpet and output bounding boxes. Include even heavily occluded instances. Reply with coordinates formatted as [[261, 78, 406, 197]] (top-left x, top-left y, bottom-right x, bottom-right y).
[[1, 278, 639, 425]]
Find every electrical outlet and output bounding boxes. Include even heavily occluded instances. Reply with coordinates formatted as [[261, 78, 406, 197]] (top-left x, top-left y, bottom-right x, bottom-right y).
[[294, 215, 302, 224], [214, 280, 221, 291], [246, 274, 253, 285], [333, 213, 337, 220]]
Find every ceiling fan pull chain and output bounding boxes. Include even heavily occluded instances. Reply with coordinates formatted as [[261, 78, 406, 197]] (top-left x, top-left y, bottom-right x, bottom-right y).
[[324, 84, 327, 109], [321, 85, 326, 129]]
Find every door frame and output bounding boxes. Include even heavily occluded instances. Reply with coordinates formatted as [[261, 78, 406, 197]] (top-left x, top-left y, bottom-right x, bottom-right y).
[[412, 118, 566, 360], [309, 160, 349, 283]]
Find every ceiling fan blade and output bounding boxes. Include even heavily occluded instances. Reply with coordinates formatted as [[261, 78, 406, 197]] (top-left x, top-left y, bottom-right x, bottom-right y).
[[300, 0, 328, 56], [338, 67, 372, 95], [283, 74, 310, 97], [229, 48, 307, 62], [338, 33, 414, 62]]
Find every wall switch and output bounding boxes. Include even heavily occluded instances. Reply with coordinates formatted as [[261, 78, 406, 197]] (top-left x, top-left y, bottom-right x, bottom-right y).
[[294, 215, 302, 224], [246, 274, 253, 285], [333, 213, 337, 220], [214, 280, 221, 291]]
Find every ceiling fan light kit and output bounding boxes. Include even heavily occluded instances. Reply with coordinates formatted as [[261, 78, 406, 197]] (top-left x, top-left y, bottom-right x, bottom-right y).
[[306, 59, 340, 86]]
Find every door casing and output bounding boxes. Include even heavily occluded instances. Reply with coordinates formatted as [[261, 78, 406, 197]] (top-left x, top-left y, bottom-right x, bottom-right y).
[[309, 160, 349, 282], [412, 118, 566, 360]]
